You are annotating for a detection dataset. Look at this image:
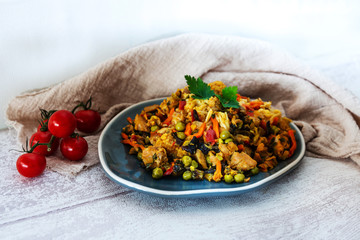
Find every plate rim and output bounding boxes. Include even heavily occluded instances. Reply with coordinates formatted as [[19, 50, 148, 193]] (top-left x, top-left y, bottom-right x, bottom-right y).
[[98, 98, 306, 197]]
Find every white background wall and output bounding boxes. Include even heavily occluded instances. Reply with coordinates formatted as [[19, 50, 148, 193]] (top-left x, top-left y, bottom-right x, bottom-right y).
[[1, 0, 360, 129]]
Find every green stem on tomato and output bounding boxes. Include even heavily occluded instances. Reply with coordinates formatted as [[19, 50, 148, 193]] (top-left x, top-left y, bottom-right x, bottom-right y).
[[71, 97, 92, 113], [46, 135, 56, 152], [40, 109, 56, 120], [28, 141, 50, 153]]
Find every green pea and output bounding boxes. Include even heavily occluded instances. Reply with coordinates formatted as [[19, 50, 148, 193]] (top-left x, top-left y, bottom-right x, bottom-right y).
[[234, 173, 245, 183], [137, 152, 142, 160], [225, 138, 233, 144], [191, 160, 198, 169], [220, 130, 231, 140], [175, 122, 186, 132], [251, 167, 259, 175], [152, 167, 163, 179], [183, 170, 192, 181], [151, 125, 159, 132], [176, 131, 186, 140], [182, 156, 192, 167], [224, 174, 234, 183]]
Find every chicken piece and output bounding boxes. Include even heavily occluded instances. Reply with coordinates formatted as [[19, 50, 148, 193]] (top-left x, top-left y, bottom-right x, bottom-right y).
[[208, 96, 222, 112], [171, 110, 185, 125], [230, 152, 257, 171], [147, 115, 161, 127], [134, 114, 149, 132], [142, 146, 168, 169], [215, 112, 230, 131], [234, 134, 250, 144], [208, 152, 220, 167], [256, 142, 268, 153], [194, 149, 208, 169], [154, 133, 177, 156], [143, 104, 159, 113], [218, 142, 238, 161], [258, 156, 278, 171], [273, 135, 284, 157]]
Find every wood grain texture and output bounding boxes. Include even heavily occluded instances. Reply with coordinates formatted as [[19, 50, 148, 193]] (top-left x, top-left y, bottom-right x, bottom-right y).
[[1, 54, 360, 240]]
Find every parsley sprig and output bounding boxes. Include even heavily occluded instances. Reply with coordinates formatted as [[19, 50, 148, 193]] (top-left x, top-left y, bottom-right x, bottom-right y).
[[185, 75, 215, 100], [185, 75, 239, 109]]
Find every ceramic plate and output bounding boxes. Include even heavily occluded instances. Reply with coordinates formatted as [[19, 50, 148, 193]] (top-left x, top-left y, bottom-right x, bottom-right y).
[[98, 98, 306, 197]]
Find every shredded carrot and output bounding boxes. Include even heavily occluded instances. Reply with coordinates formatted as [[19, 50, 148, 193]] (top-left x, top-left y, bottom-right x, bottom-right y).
[[288, 130, 297, 157], [193, 122, 207, 138], [121, 133, 129, 140], [249, 101, 263, 110], [163, 108, 175, 125], [236, 94, 248, 101], [213, 160, 222, 182], [211, 117, 220, 139], [184, 122, 192, 136], [126, 117, 132, 123], [121, 134, 144, 150], [122, 139, 145, 150]]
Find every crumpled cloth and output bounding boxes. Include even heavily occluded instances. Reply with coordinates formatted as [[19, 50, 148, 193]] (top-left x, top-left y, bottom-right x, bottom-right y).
[[6, 33, 360, 176]]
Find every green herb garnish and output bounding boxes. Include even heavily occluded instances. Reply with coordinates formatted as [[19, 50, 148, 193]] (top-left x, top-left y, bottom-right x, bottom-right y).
[[216, 86, 240, 108], [185, 75, 215, 100], [185, 75, 239, 108]]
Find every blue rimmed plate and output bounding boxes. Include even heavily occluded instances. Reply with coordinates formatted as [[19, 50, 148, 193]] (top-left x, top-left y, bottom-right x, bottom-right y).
[[98, 98, 306, 197]]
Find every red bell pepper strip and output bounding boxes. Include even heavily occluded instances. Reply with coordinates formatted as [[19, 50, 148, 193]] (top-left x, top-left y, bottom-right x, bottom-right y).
[[271, 116, 279, 126], [205, 127, 216, 144], [164, 162, 174, 176], [163, 108, 175, 125], [288, 130, 297, 157], [191, 109, 195, 122], [178, 101, 186, 110], [260, 120, 267, 131], [238, 144, 244, 152], [243, 104, 254, 116]]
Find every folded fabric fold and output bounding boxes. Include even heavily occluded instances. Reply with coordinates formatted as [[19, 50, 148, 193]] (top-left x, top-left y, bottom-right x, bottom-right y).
[[6, 33, 360, 176]]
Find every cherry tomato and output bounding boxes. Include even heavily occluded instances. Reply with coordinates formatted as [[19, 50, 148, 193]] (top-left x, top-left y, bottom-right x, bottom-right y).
[[48, 110, 77, 138], [30, 131, 59, 156], [75, 110, 101, 133], [16, 153, 46, 178], [60, 136, 88, 161]]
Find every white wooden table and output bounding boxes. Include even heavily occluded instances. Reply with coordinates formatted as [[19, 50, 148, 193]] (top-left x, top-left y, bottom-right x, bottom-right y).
[[1, 52, 360, 240]]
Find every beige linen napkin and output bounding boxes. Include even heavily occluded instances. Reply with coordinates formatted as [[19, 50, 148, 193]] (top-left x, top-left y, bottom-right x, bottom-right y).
[[6, 33, 360, 176]]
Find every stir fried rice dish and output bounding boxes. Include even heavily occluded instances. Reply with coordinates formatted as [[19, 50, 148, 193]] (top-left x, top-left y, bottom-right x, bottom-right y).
[[121, 76, 297, 183]]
